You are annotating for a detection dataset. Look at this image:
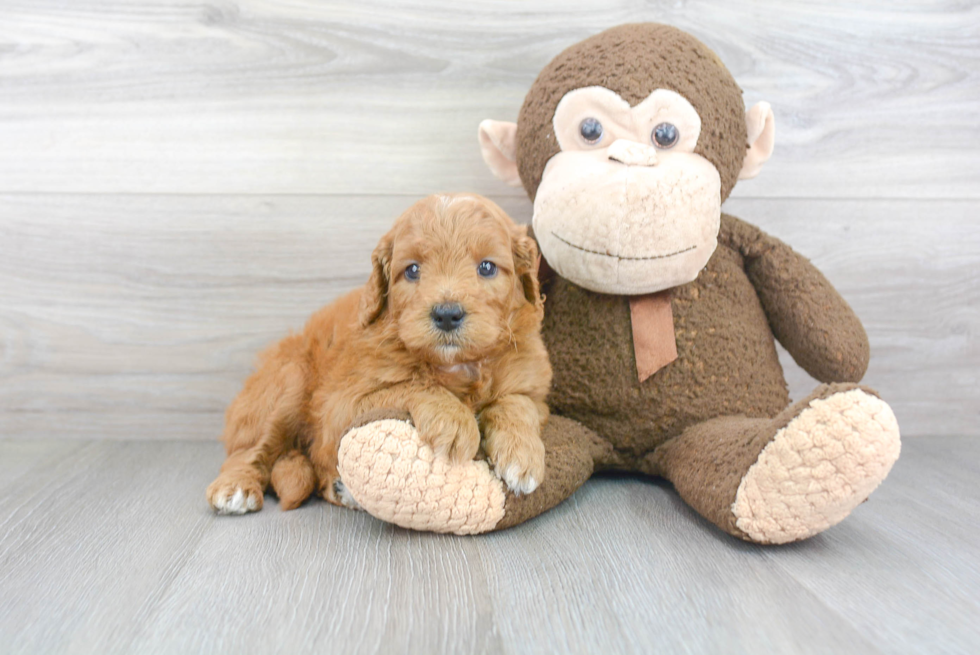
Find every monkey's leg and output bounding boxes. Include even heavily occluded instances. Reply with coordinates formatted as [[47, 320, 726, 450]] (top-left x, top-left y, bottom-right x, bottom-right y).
[[645, 384, 901, 544], [336, 413, 608, 534]]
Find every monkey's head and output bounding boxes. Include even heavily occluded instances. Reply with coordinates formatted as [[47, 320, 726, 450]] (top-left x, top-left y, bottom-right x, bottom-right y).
[[479, 23, 775, 295]]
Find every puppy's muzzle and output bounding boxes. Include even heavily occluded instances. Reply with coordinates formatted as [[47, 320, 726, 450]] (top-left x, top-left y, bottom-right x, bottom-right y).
[[431, 303, 466, 332]]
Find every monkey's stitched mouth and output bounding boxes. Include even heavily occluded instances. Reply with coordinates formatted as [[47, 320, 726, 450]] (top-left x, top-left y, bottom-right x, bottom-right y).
[[552, 232, 696, 261]]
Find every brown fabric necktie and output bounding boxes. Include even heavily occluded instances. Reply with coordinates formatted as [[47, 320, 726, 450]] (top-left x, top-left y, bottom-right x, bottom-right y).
[[629, 291, 678, 383]]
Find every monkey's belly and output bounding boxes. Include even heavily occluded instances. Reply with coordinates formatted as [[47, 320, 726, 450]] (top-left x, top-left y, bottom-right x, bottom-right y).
[[542, 245, 789, 465]]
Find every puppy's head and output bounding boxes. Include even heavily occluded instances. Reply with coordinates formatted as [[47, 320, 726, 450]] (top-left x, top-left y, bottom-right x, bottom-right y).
[[359, 194, 542, 363]]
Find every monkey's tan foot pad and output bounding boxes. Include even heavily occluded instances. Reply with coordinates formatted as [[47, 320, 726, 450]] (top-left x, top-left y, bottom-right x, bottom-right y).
[[337, 419, 506, 535], [733, 389, 901, 544]]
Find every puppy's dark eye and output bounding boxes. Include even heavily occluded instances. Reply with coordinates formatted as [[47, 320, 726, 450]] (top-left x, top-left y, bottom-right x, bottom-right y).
[[404, 263, 420, 282], [477, 260, 497, 278], [652, 122, 679, 149], [579, 117, 603, 144]]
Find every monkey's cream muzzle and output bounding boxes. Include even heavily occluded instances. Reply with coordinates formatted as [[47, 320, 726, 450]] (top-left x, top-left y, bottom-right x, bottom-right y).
[[533, 139, 721, 296]]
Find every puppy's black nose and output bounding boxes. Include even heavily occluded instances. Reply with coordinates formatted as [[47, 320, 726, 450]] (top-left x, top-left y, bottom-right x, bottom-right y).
[[431, 303, 466, 332]]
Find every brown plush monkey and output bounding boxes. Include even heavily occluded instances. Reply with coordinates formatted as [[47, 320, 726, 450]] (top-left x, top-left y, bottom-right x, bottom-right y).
[[336, 23, 901, 543]]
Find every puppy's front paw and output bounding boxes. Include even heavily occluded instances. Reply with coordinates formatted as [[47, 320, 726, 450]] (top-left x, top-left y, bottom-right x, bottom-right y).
[[207, 477, 263, 515], [415, 402, 481, 463], [487, 433, 546, 496]]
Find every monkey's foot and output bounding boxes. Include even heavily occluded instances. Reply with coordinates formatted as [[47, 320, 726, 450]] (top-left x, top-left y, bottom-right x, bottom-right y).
[[732, 389, 901, 544], [337, 419, 507, 535]]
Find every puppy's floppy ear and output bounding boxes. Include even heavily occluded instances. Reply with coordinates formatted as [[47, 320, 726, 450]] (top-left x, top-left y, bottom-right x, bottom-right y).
[[359, 232, 393, 326], [511, 225, 542, 310]]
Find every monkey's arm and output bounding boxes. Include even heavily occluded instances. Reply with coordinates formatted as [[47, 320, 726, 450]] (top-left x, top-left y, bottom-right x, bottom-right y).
[[721, 214, 869, 383]]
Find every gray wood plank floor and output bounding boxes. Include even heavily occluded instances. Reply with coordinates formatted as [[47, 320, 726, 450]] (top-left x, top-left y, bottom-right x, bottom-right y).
[[1, 437, 977, 655]]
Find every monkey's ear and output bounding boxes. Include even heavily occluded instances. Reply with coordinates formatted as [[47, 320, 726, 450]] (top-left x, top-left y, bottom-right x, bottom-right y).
[[478, 120, 523, 188], [358, 232, 393, 326], [512, 226, 543, 309], [739, 101, 776, 180]]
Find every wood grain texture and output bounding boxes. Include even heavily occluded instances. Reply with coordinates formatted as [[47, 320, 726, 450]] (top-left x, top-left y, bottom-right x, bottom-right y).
[[2, 194, 976, 439], [0, 437, 977, 654], [0, 0, 977, 197]]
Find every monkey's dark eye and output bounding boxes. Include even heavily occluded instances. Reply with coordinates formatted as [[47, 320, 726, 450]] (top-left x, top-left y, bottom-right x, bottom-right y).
[[579, 117, 603, 144], [477, 260, 498, 278], [652, 122, 679, 149], [404, 263, 421, 281]]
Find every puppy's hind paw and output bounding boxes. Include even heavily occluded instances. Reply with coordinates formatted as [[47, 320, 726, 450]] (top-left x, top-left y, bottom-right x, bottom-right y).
[[207, 479, 263, 515]]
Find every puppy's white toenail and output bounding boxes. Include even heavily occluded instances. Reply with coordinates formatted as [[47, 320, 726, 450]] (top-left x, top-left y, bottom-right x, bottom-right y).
[[228, 489, 245, 513], [499, 465, 539, 495]]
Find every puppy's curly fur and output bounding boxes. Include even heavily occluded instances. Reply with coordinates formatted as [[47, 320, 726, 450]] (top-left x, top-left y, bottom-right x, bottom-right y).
[[207, 194, 552, 514]]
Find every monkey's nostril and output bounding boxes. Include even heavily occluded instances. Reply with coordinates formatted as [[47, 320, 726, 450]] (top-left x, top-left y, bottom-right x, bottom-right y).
[[607, 139, 658, 167], [431, 303, 466, 332]]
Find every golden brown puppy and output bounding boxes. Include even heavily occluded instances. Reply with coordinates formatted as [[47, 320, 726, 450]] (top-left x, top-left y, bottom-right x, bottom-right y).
[[206, 194, 551, 514]]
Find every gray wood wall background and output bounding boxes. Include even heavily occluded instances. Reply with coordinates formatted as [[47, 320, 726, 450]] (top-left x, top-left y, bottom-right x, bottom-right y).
[[1, 0, 977, 440]]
